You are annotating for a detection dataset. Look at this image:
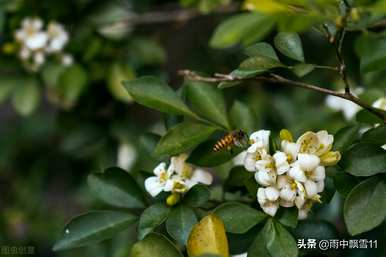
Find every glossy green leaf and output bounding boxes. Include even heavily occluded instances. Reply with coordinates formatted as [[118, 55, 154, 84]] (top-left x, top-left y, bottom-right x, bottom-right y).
[[274, 32, 305, 62], [230, 101, 255, 133], [342, 143, 386, 176], [214, 202, 267, 234], [123, 76, 197, 119], [187, 140, 242, 167], [53, 211, 137, 251], [332, 169, 359, 197], [12, 78, 40, 116], [244, 42, 278, 60], [344, 177, 386, 235], [239, 55, 284, 71], [138, 203, 170, 240], [210, 13, 274, 49], [292, 63, 314, 77], [183, 184, 211, 207], [88, 167, 146, 209], [356, 109, 383, 124], [131, 233, 183, 257], [108, 63, 135, 103], [276, 207, 298, 228], [294, 220, 338, 240], [361, 125, 386, 146], [247, 220, 272, 257], [226, 167, 253, 187], [266, 221, 298, 257], [333, 125, 361, 152], [166, 204, 197, 245], [185, 81, 230, 129], [154, 122, 217, 156], [58, 64, 88, 107]]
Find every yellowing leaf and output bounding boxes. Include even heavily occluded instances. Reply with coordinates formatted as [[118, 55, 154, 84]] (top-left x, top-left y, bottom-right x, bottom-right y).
[[187, 214, 229, 257], [243, 0, 286, 13]]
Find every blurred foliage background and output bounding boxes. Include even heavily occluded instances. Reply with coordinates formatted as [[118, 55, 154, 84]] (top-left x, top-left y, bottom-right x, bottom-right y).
[[0, 0, 385, 256]]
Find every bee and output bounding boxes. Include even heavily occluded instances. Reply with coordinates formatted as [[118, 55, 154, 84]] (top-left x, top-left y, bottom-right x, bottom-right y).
[[213, 130, 247, 152]]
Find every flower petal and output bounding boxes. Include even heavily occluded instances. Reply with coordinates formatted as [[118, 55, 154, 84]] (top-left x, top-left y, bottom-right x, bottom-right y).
[[144, 177, 164, 197]]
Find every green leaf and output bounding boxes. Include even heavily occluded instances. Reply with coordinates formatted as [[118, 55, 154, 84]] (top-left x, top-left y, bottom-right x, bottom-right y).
[[333, 125, 361, 152], [362, 125, 386, 147], [108, 63, 135, 103], [226, 166, 253, 187], [187, 140, 242, 167], [342, 143, 386, 176], [122, 76, 197, 119], [214, 202, 267, 234], [332, 169, 359, 197], [183, 184, 211, 207], [185, 80, 230, 129], [344, 177, 386, 235], [58, 64, 88, 107], [274, 32, 305, 62], [88, 167, 146, 209], [42, 62, 65, 87], [131, 233, 183, 257], [0, 80, 13, 104], [267, 221, 298, 257], [53, 211, 137, 251], [138, 203, 170, 240], [244, 42, 279, 60], [210, 13, 274, 49], [276, 208, 298, 228], [230, 101, 255, 133], [291, 63, 314, 77], [247, 220, 272, 257], [154, 122, 217, 156], [294, 220, 338, 240], [356, 109, 383, 124], [166, 204, 197, 245], [12, 78, 40, 116], [239, 55, 284, 71], [356, 34, 386, 73]]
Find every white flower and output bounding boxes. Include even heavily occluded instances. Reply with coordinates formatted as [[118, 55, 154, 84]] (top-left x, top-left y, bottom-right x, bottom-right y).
[[297, 154, 320, 171], [61, 54, 73, 66], [15, 17, 48, 50], [273, 151, 290, 175], [372, 97, 386, 111], [257, 187, 280, 216], [326, 95, 361, 120], [244, 130, 271, 172], [255, 169, 276, 186], [145, 154, 212, 197], [281, 140, 299, 163], [46, 21, 69, 53], [144, 162, 172, 197], [117, 142, 137, 171], [325, 88, 363, 120], [288, 164, 307, 183], [248, 130, 270, 151]]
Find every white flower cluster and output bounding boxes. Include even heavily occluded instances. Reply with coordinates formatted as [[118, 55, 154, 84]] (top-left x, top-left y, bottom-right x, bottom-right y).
[[14, 17, 73, 71], [243, 129, 341, 220], [145, 154, 213, 200]]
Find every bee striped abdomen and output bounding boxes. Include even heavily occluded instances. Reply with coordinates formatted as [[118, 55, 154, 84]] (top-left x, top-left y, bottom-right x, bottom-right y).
[[213, 134, 235, 152]]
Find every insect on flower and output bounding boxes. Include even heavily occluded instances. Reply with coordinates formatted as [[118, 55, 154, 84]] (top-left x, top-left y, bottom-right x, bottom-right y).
[[213, 129, 248, 153]]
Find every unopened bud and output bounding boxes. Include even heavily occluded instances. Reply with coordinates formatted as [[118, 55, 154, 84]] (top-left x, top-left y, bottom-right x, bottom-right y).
[[166, 193, 181, 206], [320, 151, 341, 166], [280, 129, 293, 142]]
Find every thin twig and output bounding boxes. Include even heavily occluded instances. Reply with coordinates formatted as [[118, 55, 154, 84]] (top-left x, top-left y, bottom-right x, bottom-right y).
[[178, 70, 386, 122], [101, 4, 239, 29]]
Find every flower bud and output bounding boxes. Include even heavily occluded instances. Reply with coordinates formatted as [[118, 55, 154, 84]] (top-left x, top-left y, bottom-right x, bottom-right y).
[[320, 151, 341, 166], [166, 193, 181, 206], [279, 129, 293, 142]]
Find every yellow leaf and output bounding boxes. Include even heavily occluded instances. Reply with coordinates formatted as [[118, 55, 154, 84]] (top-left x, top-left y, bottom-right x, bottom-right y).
[[187, 214, 229, 257]]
